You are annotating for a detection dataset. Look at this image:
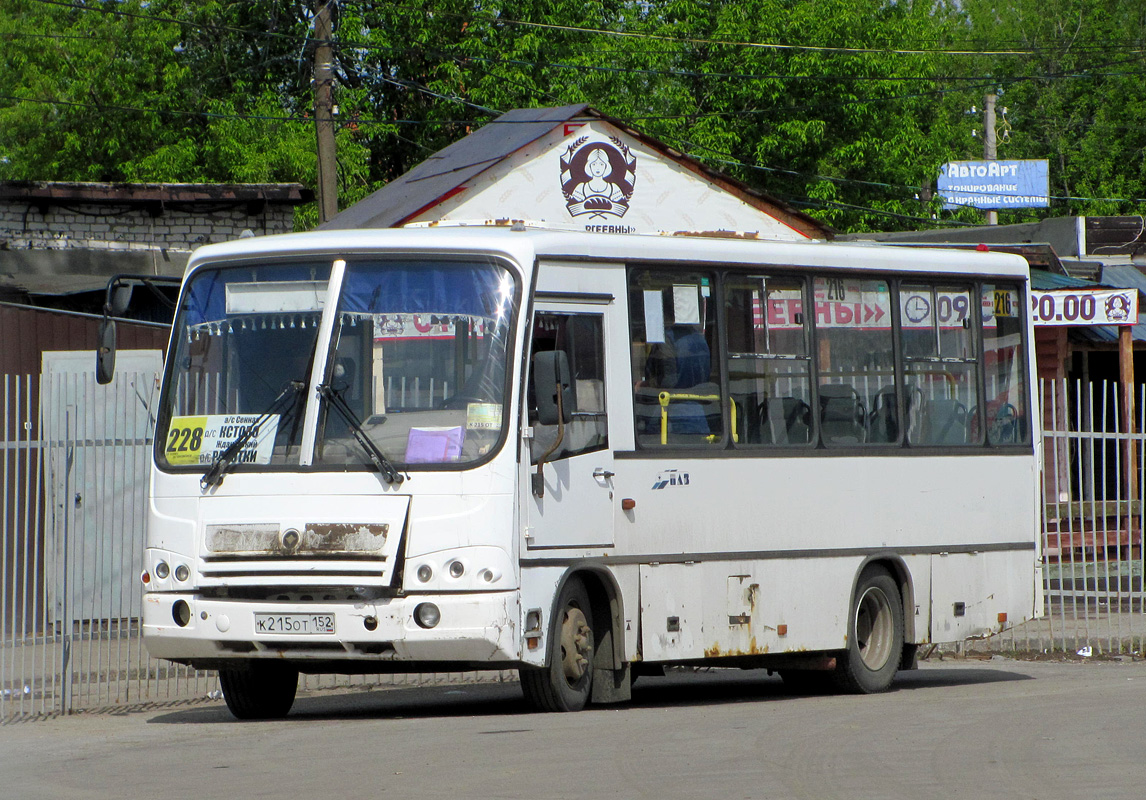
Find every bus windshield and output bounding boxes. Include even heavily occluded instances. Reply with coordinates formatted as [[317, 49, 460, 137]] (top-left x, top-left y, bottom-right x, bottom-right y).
[[158, 257, 518, 472]]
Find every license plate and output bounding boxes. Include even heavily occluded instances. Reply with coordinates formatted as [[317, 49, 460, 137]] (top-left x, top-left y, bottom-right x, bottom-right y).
[[253, 613, 336, 635]]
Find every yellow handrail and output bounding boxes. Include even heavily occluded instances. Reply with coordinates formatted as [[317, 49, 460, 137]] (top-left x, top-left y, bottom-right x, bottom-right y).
[[657, 391, 737, 444]]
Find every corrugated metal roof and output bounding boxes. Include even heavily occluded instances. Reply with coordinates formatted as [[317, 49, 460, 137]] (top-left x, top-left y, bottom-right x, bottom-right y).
[[1030, 270, 1097, 290], [0, 274, 111, 296], [0, 181, 313, 206], [320, 105, 590, 230], [1066, 263, 1146, 344], [0, 302, 169, 375], [1099, 264, 1146, 293]]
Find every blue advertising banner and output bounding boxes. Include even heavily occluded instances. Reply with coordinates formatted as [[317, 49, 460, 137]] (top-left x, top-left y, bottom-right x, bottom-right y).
[[937, 159, 1049, 209]]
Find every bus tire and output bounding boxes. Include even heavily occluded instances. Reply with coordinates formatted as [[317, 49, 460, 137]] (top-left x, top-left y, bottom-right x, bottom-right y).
[[218, 662, 299, 720], [519, 577, 594, 712], [834, 566, 903, 694]]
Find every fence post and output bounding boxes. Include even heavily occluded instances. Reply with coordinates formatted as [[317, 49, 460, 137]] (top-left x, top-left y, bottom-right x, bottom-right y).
[[60, 405, 75, 715], [1120, 325, 1137, 499]]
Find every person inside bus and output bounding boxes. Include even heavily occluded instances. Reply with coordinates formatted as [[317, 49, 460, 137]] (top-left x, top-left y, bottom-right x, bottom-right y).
[[640, 324, 713, 436]]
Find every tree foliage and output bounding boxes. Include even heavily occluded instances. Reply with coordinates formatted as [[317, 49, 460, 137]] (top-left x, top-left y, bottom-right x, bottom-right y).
[[1, 0, 1143, 232]]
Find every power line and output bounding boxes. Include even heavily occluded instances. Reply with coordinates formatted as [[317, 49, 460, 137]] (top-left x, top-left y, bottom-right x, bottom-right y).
[[782, 196, 980, 227], [370, 74, 501, 116], [32, 0, 1146, 61], [379, 2, 1146, 58], [5, 89, 1144, 210], [28, 0, 309, 44], [668, 134, 1146, 207]]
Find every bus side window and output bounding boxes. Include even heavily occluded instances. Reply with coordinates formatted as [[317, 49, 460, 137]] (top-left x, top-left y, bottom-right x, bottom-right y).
[[723, 274, 813, 446], [813, 276, 897, 446], [900, 283, 981, 446], [981, 283, 1029, 445], [629, 270, 723, 446], [528, 312, 608, 464]]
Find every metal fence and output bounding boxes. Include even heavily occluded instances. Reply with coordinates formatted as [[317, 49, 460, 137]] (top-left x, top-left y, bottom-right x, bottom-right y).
[[4, 370, 1146, 721], [1031, 377, 1146, 656], [1, 370, 220, 720], [1, 370, 511, 722]]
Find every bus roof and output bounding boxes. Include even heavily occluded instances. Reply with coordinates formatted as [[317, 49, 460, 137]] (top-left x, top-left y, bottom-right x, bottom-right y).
[[186, 226, 1031, 281]]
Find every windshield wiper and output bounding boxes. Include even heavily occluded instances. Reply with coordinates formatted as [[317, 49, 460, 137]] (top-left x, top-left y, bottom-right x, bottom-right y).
[[200, 380, 305, 491], [317, 384, 405, 485]]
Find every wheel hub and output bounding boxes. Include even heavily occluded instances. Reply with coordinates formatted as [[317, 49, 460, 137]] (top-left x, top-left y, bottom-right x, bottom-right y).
[[560, 606, 592, 682], [856, 586, 894, 671]]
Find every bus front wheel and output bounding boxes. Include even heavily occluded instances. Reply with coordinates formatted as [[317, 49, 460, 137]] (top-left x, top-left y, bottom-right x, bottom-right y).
[[218, 662, 299, 720], [520, 577, 594, 712], [834, 566, 903, 694]]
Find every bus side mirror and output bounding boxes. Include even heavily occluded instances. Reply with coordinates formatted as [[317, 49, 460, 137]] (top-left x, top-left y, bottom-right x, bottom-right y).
[[96, 318, 117, 385], [533, 350, 573, 426], [110, 284, 133, 316]]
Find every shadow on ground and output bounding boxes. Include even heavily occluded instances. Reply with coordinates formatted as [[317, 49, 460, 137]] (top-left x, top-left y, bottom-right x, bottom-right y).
[[145, 661, 1033, 725]]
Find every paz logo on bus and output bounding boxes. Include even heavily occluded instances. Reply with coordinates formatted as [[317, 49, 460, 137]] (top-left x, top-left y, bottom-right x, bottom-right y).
[[651, 470, 689, 490]]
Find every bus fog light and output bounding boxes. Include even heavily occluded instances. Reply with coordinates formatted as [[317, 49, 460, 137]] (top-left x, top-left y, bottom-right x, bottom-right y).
[[155, 561, 170, 579], [414, 603, 441, 629], [172, 600, 191, 627], [448, 560, 465, 578], [174, 564, 190, 582], [416, 564, 433, 583]]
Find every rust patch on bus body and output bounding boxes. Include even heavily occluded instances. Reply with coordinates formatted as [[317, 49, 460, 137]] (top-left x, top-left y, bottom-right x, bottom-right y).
[[705, 638, 768, 659], [303, 522, 389, 552]]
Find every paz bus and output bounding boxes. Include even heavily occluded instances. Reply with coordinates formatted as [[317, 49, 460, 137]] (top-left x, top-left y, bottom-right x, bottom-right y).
[[138, 226, 1040, 718]]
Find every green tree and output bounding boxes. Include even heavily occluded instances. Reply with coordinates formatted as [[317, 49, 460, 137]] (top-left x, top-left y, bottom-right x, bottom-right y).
[[953, 0, 1146, 219], [3, 0, 1144, 232]]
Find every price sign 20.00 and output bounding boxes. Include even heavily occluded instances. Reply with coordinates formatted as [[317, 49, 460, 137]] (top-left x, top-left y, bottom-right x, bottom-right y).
[[1029, 289, 1138, 327]]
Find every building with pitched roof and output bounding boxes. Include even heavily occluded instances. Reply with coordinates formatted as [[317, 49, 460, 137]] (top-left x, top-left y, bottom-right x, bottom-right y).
[[320, 104, 830, 241]]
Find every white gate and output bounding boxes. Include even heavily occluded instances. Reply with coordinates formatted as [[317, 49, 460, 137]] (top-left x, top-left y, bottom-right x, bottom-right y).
[[1033, 378, 1146, 655]]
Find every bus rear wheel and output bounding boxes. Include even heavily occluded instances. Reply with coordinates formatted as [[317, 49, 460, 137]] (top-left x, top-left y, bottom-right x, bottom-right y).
[[218, 662, 299, 720], [834, 566, 903, 694], [520, 578, 594, 712]]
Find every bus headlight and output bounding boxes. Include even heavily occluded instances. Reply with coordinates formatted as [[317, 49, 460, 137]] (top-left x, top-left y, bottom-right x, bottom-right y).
[[174, 564, 190, 582], [414, 603, 441, 629], [154, 561, 170, 579], [402, 547, 512, 591]]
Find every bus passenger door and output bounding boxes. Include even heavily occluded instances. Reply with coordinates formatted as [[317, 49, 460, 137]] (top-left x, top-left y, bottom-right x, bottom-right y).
[[525, 305, 615, 549]]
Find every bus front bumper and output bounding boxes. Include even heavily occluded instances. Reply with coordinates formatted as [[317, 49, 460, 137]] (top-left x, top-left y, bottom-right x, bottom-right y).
[[142, 590, 520, 665]]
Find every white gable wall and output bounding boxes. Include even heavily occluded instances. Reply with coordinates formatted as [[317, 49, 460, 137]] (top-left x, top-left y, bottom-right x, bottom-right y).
[[405, 120, 810, 241]]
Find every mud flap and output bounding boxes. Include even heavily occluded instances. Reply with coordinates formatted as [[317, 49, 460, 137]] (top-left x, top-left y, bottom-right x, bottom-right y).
[[591, 664, 631, 704], [900, 642, 919, 671]]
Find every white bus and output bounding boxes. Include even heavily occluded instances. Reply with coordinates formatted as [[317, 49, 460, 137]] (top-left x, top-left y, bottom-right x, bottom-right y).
[[140, 226, 1040, 718]]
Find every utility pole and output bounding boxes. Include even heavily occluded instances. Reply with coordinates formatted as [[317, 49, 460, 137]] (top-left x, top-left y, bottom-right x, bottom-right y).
[[314, 1, 338, 223], [983, 93, 997, 225]]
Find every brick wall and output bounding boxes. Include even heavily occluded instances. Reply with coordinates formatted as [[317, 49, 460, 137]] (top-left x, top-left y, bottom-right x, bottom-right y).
[[0, 200, 295, 254]]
